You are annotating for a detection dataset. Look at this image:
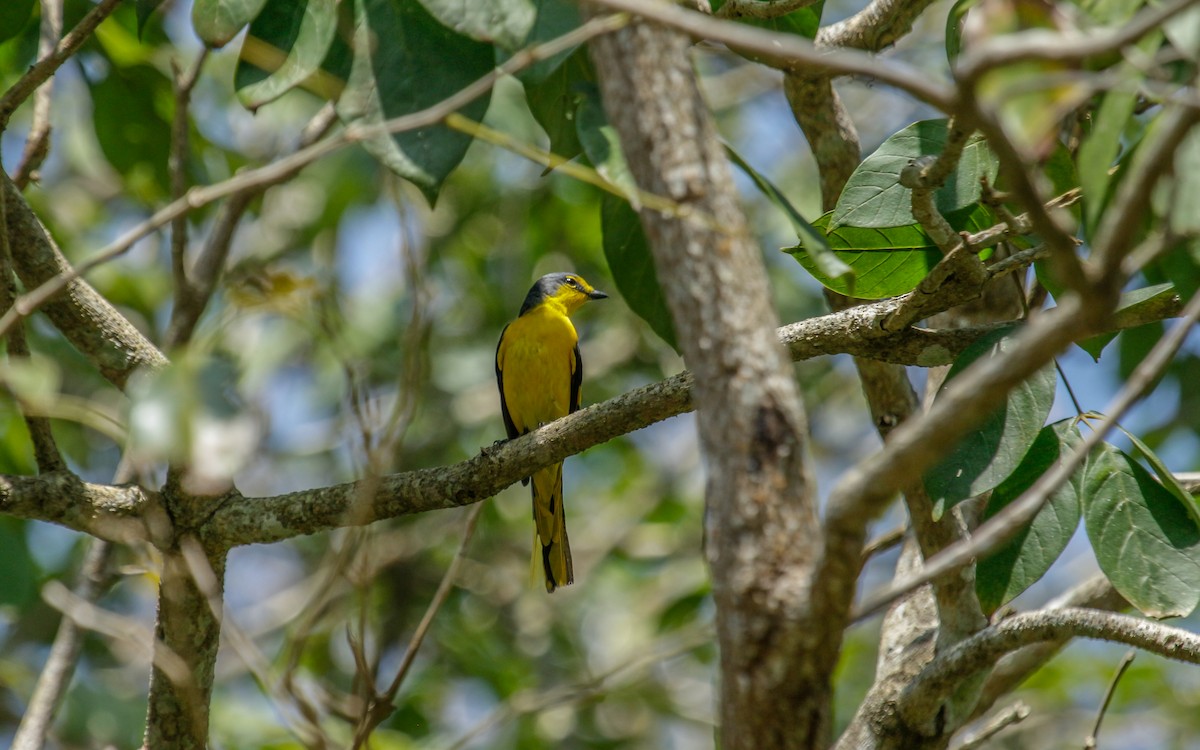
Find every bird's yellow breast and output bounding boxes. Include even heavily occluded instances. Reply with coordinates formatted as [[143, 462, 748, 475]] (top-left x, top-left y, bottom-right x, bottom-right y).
[[498, 306, 579, 433]]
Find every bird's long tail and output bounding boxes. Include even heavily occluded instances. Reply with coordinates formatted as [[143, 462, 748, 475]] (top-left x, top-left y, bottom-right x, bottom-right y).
[[531, 462, 572, 592]]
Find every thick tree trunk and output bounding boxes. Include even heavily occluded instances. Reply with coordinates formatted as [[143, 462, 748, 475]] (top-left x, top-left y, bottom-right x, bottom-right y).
[[588, 15, 823, 749]]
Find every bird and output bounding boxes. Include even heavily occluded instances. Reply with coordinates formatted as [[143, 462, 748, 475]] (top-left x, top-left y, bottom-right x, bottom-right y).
[[495, 272, 608, 592]]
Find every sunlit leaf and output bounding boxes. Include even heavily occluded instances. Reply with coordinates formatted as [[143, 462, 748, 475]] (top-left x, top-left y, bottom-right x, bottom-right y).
[[977, 420, 1083, 613], [336, 0, 493, 203], [725, 145, 849, 286], [925, 327, 1058, 515], [576, 88, 638, 200], [786, 203, 995, 299], [1084, 441, 1200, 618], [235, 0, 338, 109], [192, 0, 271, 48], [418, 0, 536, 51], [830, 119, 998, 229], [1078, 282, 1178, 360]]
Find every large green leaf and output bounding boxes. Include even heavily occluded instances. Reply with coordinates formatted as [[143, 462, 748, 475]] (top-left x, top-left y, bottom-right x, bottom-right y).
[[512, 0, 582, 82], [336, 0, 493, 203], [1084, 441, 1200, 618], [785, 203, 994, 299], [976, 421, 1083, 613], [235, 0, 338, 110], [725, 146, 849, 286], [830, 119, 998, 229], [89, 63, 173, 201], [1078, 282, 1178, 360], [0, 0, 35, 45], [523, 46, 591, 160], [418, 0, 536, 51], [192, 0, 271, 48], [601, 194, 678, 352], [0, 519, 37, 607], [925, 327, 1058, 515], [576, 88, 638, 199], [710, 0, 823, 45]]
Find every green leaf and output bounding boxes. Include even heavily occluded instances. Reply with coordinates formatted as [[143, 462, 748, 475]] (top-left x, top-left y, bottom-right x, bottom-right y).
[[1116, 423, 1200, 527], [785, 203, 995, 299], [136, 0, 167, 38], [710, 0, 823, 39], [576, 88, 638, 199], [1170, 127, 1200, 235], [0, 519, 37, 607], [89, 63, 173, 200], [523, 47, 591, 161], [336, 0, 493, 203], [1157, 238, 1200, 300], [977, 421, 1083, 613], [0, 0, 35, 45], [944, 0, 980, 63], [418, 0, 536, 51], [601, 194, 678, 352], [1078, 91, 1136, 234], [831, 119, 998, 230], [512, 0, 582, 82], [192, 0, 271, 48], [1161, 0, 1200, 60], [1077, 282, 1177, 360], [235, 0, 338, 110], [1084, 441, 1200, 618], [925, 327, 1058, 515], [725, 145, 850, 286]]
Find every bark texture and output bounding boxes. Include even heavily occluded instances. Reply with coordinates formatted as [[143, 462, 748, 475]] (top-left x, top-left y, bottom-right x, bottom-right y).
[[588, 16, 822, 749]]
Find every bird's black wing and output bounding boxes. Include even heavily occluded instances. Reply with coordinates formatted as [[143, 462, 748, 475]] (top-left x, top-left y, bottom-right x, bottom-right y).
[[570, 341, 583, 414], [496, 324, 520, 440]]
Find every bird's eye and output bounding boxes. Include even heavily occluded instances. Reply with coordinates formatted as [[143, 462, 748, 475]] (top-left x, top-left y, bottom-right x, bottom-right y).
[[567, 277, 580, 289]]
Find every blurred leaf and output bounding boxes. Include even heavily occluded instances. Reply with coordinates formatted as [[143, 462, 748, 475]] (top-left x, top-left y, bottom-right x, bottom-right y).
[[0, 519, 37, 608], [725, 145, 850, 286], [601, 193, 678, 352], [1170, 127, 1200, 234], [657, 589, 710, 632], [1078, 282, 1177, 360], [418, 0, 535, 51], [193, 0, 271, 47], [786, 203, 994, 299], [235, 0, 338, 109], [88, 63, 173, 200], [336, 0, 493, 203], [512, 0, 581, 82], [523, 46, 591, 161], [1084, 441, 1200, 618], [831, 119, 998, 229], [0, 0, 35, 45], [925, 327, 1058, 515], [945, 0, 981, 62], [977, 420, 1083, 613], [1154, 0, 1200, 59], [136, 0, 166, 38], [576, 88, 638, 200], [1156, 238, 1200, 300]]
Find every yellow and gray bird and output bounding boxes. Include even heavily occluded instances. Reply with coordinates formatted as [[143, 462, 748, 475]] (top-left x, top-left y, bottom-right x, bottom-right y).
[[495, 272, 607, 592]]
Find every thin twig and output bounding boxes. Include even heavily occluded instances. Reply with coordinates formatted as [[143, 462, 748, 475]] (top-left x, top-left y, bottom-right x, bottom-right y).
[[351, 503, 485, 749], [954, 702, 1030, 750], [0, 0, 122, 131], [1083, 650, 1136, 749], [168, 48, 210, 318], [12, 0, 65, 188], [0, 13, 631, 346]]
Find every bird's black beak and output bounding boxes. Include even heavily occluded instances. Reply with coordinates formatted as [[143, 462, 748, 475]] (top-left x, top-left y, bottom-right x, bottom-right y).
[[589, 289, 609, 300]]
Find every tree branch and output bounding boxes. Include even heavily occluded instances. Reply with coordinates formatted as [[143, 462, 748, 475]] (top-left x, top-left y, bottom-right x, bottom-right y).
[[12, 0, 64, 189], [0, 0, 122, 132], [901, 608, 1200, 729]]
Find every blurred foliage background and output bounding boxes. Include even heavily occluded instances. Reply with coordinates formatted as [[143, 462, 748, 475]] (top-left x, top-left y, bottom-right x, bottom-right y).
[[0, 0, 1198, 748]]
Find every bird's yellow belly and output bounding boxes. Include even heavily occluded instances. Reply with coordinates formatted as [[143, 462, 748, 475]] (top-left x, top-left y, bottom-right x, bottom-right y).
[[501, 318, 576, 433]]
